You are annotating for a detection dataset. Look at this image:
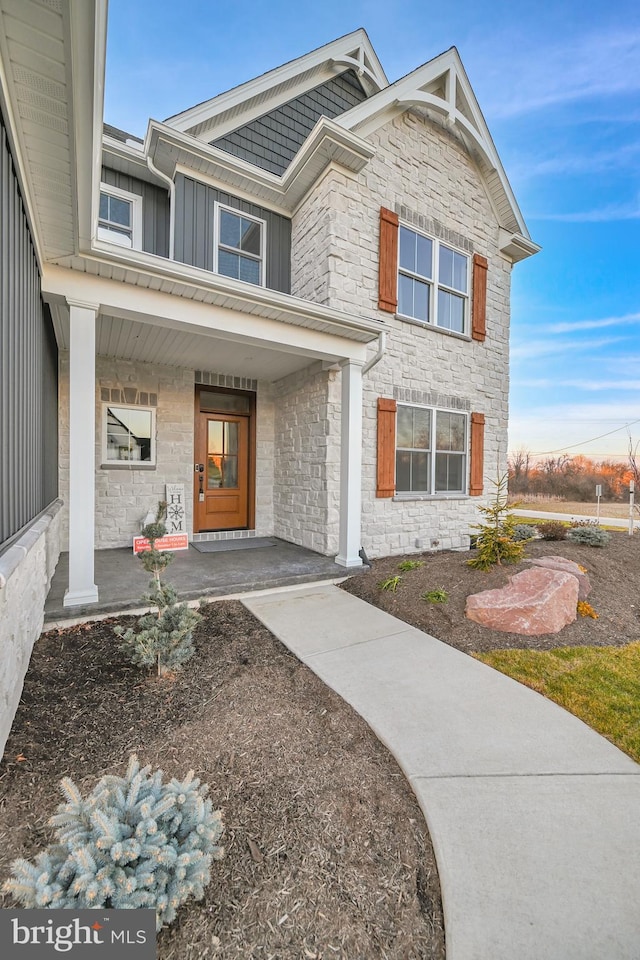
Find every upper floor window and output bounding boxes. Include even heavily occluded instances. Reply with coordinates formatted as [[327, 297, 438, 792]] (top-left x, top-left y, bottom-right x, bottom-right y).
[[398, 225, 469, 333], [396, 404, 467, 494], [215, 204, 265, 286], [98, 184, 142, 249]]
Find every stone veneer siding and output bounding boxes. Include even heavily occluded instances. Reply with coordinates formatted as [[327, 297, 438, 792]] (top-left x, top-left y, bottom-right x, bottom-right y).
[[0, 500, 62, 759], [59, 356, 277, 548], [291, 110, 513, 557], [273, 362, 340, 555]]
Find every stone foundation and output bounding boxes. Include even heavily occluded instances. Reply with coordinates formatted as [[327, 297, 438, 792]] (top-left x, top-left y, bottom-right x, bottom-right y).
[[0, 500, 62, 759]]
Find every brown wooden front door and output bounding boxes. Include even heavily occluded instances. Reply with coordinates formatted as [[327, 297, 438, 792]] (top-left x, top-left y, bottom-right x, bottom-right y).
[[194, 412, 250, 531]]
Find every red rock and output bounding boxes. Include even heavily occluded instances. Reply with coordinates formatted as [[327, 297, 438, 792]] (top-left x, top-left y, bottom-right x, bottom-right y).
[[526, 556, 591, 600], [465, 567, 579, 635]]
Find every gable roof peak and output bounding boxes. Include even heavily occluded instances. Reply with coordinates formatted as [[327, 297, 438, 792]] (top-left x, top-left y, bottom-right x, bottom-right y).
[[165, 29, 388, 141]]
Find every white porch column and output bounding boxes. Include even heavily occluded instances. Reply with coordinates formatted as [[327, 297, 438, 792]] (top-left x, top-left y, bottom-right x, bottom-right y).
[[64, 300, 99, 606], [335, 359, 364, 568]]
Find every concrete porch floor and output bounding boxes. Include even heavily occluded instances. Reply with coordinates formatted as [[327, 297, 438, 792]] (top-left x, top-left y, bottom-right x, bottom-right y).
[[44, 538, 354, 623]]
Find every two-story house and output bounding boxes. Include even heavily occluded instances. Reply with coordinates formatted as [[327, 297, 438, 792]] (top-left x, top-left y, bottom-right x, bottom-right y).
[[0, 0, 538, 754]]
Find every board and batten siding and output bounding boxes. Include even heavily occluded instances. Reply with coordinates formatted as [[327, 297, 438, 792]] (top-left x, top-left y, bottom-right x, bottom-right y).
[[0, 110, 58, 548], [211, 70, 367, 176], [101, 166, 170, 258], [174, 174, 291, 294]]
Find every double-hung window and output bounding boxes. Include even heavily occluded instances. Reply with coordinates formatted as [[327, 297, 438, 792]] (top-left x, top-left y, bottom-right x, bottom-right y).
[[98, 184, 142, 249], [396, 404, 467, 494], [215, 204, 265, 286], [398, 225, 469, 333]]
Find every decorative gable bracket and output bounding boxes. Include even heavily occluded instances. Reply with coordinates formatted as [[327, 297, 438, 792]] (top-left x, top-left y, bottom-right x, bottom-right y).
[[330, 44, 384, 95]]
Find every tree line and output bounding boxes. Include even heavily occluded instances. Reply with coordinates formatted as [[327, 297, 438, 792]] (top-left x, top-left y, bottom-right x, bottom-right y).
[[508, 446, 640, 501]]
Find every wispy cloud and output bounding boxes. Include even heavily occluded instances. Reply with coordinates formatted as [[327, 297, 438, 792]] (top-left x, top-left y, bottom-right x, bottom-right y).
[[484, 28, 640, 118], [509, 142, 640, 181], [530, 195, 640, 222], [511, 336, 625, 361], [517, 378, 640, 392], [545, 313, 640, 334]]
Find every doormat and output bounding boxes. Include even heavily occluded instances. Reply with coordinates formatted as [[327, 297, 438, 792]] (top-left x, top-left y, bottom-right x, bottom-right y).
[[191, 537, 278, 554]]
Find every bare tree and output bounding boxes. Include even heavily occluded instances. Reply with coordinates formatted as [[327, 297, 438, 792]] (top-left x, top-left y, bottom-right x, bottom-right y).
[[508, 448, 532, 494]]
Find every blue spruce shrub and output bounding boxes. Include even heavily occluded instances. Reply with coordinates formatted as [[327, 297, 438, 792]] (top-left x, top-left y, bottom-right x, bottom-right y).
[[512, 524, 537, 542], [2, 755, 224, 930], [567, 526, 611, 547]]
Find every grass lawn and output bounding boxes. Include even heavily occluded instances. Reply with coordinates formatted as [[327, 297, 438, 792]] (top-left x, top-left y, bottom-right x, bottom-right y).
[[515, 498, 632, 519], [475, 643, 640, 763]]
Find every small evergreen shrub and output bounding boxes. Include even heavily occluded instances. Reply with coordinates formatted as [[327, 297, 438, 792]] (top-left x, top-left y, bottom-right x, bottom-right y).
[[513, 524, 537, 542], [536, 520, 568, 541], [468, 474, 526, 570], [2, 755, 224, 930], [115, 502, 201, 675], [567, 526, 611, 547]]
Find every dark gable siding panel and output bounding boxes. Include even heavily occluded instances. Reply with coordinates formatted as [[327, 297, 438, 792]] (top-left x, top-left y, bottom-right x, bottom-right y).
[[0, 111, 58, 547], [174, 174, 291, 294], [101, 166, 170, 258], [211, 70, 368, 176]]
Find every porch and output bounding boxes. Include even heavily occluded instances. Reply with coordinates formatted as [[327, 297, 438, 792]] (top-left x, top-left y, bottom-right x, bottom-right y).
[[44, 538, 356, 623], [43, 268, 383, 609]]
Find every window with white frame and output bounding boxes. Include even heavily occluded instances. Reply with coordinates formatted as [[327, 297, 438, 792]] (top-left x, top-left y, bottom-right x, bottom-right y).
[[395, 404, 467, 494], [215, 204, 265, 286], [98, 184, 142, 249], [397, 225, 469, 333], [102, 404, 156, 466]]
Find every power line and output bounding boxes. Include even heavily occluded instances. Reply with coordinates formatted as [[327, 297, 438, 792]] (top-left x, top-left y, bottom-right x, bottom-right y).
[[529, 419, 640, 456]]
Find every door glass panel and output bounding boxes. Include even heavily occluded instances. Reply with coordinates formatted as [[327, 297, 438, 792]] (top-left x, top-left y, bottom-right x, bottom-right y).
[[224, 421, 238, 454], [208, 421, 223, 454], [222, 455, 238, 488], [207, 456, 222, 488], [200, 391, 251, 414]]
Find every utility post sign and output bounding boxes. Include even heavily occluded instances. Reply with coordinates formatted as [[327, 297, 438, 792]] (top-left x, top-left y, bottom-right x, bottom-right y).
[[133, 484, 189, 553]]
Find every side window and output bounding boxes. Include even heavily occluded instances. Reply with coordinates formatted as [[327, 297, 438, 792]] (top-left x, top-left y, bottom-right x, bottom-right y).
[[102, 404, 156, 466], [98, 184, 142, 249], [397, 224, 469, 333], [215, 205, 265, 286], [395, 404, 467, 495]]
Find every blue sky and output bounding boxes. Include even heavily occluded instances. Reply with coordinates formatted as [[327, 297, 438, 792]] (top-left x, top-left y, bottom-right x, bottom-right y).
[[104, 0, 640, 462]]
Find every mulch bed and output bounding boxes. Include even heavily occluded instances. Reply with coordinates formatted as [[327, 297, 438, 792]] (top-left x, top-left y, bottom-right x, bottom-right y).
[[0, 602, 444, 960], [342, 531, 640, 653]]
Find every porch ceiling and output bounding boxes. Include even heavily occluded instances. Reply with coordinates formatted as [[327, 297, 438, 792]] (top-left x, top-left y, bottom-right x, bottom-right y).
[[52, 310, 331, 381]]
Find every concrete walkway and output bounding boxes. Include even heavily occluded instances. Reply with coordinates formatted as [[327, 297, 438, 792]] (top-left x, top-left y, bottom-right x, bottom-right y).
[[243, 583, 640, 960]]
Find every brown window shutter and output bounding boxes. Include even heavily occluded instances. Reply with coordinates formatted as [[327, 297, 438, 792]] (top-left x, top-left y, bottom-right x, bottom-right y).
[[472, 254, 488, 341], [377, 397, 397, 497], [469, 412, 485, 496], [378, 207, 399, 313]]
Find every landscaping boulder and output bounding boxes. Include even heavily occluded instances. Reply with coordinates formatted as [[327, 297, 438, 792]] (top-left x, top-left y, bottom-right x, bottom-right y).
[[465, 567, 579, 635], [526, 556, 591, 601]]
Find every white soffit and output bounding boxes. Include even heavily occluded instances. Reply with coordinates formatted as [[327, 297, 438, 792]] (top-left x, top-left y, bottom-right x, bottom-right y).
[[165, 28, 388, 142], [0, 0, 105, 263], [0, 0, 73, 261], [51, 310, 328, 381]]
